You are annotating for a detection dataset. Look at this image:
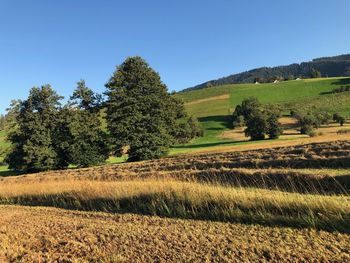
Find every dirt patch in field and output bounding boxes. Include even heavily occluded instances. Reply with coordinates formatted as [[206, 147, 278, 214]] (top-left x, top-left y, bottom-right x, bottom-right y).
[[0, 206, 349, 262], [185, 94, 230, 106]]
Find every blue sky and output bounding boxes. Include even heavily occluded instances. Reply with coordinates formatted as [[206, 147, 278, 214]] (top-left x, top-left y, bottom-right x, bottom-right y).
[[0, 0, 349, 114]]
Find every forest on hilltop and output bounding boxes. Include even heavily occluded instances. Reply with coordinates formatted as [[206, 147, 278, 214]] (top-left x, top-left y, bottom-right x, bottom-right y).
[[184, 54, 350, 91]]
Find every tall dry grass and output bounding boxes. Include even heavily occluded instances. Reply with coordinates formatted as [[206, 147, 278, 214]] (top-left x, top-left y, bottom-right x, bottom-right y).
[[1, 179, 349, 232]]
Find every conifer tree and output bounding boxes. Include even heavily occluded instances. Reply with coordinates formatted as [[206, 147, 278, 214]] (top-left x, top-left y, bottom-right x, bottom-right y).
[[106, 56, 196, 161], [5, 85, 62, 172], [54, 80, 109, 167]]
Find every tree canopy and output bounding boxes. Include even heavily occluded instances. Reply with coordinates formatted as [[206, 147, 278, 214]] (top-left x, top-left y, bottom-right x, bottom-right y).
[[106, 56, 200, 161]]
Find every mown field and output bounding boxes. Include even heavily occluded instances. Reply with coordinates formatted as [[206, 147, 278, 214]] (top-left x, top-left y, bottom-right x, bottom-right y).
[[0, 140, 349, 261], [173, 77, 350, 154]]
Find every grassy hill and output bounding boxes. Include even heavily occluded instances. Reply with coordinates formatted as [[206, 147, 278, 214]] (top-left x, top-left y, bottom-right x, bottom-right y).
[[172, 77, 350, 154]]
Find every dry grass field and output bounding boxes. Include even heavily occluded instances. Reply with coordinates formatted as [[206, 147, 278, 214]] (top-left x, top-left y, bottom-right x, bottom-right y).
[[0, 140, 350, 261], [1, 206, 349, 262]]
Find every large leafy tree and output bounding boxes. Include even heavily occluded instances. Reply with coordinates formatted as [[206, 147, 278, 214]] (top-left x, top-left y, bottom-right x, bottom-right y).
[[5, 85, 62, 172], [106, 56, 196, 161]]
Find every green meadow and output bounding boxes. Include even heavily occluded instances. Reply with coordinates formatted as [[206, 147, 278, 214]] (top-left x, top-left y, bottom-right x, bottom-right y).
[[172, 77, 350, 154]]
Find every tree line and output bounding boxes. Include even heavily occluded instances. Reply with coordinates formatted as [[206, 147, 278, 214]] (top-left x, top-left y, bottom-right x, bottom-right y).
[[185, 54, 350, 91], [5, 57, 202, 172]]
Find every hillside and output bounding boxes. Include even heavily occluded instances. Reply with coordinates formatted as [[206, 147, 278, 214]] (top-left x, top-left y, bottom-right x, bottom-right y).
[[172, 77, 350, 154], [185, 54, 350, 91]]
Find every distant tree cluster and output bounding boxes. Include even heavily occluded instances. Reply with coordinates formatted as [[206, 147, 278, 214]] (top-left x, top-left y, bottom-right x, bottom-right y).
[[5, 57, 202, 172], [291, 111, 346, 136], [232, 98, 283, 140]]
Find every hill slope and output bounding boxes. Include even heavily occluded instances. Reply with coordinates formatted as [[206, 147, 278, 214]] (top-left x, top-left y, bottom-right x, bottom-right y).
[[185, 54, 350, 91], [173, 77, 350, 154]]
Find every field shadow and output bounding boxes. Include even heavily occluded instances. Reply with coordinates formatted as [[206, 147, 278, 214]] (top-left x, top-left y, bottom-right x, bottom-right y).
[[331, 78, 350, 86], [198, 115, 232, 129], [0, 169, 20, 177], [182, 170, 350, 196], [172, 139, 247, 150], [319, 78, 350, 95], [4, 192, 349, 234]]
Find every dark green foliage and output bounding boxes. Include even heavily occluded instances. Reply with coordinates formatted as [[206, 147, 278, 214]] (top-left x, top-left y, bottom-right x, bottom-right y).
[[185, 54, 350, 91], [315, 112, 332, 125], [5, 85, 62, 172], [232, 97, 261, 128], [54, 108, 109, 168], [297, 114, 319, 134], [71, 80, 103, 111], [234, 98, 283, 140], [266, 113, 283, 139], [244, 113, 267, 140], [5, 83, 109, 172], [174, 116, 204, 144], [54, 81, 109, 167], [333, 113, 346, 126], [106, 56, 200, 161], [311, 69, 322, 78]]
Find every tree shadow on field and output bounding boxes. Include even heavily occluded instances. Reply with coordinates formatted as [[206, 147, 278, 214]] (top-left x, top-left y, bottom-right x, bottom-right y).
[[4, 192, 350, 234], [318, 78, 350, 95], [331, 78, 350, 86], [172, 140, 246, 150], [0, 169, 20, 178], [198, 115, 232, 129]]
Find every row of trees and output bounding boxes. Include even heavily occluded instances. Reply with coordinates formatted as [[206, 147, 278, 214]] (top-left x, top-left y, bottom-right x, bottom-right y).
[[292, 111, 346, 135], [5, 57, 202, 172]]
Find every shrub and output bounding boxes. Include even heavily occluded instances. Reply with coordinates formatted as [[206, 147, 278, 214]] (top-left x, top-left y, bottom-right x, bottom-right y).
[[333, 113, 346, 126], [266, 113, 283, 139], [245, 113, 267, 140]]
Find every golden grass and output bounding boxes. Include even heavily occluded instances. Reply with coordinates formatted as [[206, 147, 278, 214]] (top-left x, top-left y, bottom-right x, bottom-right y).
[[1, 140, 350, 261], [1, 180, 349, 231]]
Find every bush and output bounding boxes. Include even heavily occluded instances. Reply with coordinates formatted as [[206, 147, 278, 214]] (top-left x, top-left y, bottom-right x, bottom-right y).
[[245, 113, 267, 140], [266, 114, 283, 139], [333, 113, 346, 126], [307, 130, 318, 137], [297, 114, 320, 134], [337, 129, 350, 134]]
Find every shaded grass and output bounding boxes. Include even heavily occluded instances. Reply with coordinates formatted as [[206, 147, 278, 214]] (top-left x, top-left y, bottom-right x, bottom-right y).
[[0, 180, 349, 233]]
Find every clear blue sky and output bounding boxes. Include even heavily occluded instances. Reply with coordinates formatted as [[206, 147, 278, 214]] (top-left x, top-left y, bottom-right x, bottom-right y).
[[0, 0, 349, 114]]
